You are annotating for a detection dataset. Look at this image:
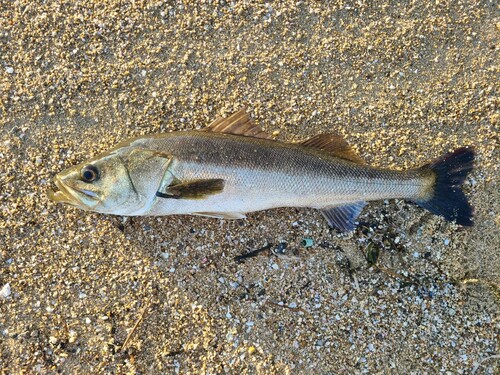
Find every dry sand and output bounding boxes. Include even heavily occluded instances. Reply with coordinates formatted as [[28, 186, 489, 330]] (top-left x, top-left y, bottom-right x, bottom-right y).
[[1, 1, 499, 373]]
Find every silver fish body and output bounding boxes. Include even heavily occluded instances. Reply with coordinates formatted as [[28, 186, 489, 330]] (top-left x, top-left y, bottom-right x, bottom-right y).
[[131, 132, 426, 216], [49, 110, 474, 231]]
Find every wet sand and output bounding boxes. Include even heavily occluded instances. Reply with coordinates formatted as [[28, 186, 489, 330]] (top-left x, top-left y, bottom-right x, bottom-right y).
[[0, 1, 498, 373]]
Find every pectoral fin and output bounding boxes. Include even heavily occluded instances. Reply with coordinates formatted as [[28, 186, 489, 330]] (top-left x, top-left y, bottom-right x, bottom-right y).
[[321, 202, 366, 232], [156, 179, 225, 199]]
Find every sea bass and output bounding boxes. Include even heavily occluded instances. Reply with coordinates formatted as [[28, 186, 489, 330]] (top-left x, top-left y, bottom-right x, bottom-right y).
[[49, 109, 474, 231]]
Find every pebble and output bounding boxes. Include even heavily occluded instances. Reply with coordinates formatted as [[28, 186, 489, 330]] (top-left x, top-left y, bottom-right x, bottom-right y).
[[0, 283, 11, 298], [229, 281, 239, 289], [6, 67, 14, 74], [68, 330, 77, 343]]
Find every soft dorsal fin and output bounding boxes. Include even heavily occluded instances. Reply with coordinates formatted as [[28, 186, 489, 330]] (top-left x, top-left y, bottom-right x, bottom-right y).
[[301, 134, 365, 163], [206, 108, 273, 139]]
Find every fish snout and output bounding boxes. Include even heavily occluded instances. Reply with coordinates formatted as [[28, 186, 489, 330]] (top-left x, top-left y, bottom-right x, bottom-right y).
[[48, 175, 100, 207]]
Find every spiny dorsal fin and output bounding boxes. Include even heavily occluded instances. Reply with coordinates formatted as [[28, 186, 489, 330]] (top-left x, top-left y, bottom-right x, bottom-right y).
[[206, 108, 273, 139], [301, 134, 365, 164], [156, 179, 225, 200]]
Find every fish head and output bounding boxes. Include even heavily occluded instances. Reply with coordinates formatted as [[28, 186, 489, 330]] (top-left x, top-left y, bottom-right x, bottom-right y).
[[49, 145, 173, 215], [48, 153, 142, 214]]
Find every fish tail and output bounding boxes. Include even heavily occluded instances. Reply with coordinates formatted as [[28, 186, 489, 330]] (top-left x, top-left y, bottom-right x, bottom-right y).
[[414, 147, 475, 226]]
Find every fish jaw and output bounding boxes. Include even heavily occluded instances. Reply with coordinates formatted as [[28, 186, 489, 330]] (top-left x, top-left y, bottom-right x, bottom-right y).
[[48, 175, 101, 210]]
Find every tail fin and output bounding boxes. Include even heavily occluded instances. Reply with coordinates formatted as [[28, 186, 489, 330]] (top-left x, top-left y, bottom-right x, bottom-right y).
[[414, 147, 475, 226]]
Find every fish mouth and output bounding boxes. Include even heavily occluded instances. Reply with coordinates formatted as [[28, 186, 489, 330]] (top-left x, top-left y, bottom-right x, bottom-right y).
[[48, 176, 100, 207]]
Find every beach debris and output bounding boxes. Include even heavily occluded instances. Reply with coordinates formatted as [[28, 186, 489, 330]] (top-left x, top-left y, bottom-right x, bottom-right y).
[[301, 238, 314, 247], [365, 242, 380, 265], [234, 243, 272, 263]]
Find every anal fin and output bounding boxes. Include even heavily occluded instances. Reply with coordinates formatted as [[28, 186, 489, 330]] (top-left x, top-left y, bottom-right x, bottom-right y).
[[321, 202, 366, 232]]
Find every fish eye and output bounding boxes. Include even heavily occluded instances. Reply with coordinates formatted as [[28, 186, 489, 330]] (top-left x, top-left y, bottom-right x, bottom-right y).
[[81, 165, 99, 182]]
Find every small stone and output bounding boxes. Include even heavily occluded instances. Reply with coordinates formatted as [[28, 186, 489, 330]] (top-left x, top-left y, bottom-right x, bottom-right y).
[[271, 263, 279, 270], [248, 346, 256, 355], [6, 67, 14, 74], [68, 330, 77, 343], [0, 283, 11, 298], [288, 302, 297, 308], [444, 239, 450, 246], [85, 318, 91, 324], [229, 281, 239, 289]]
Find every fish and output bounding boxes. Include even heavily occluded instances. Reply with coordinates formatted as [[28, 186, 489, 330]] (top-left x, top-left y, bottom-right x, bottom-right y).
[[48, 109, 474, 231]]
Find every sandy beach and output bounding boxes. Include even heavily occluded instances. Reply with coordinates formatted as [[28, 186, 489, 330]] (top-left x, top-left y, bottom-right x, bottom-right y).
[[1, 1, 498, 373]]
